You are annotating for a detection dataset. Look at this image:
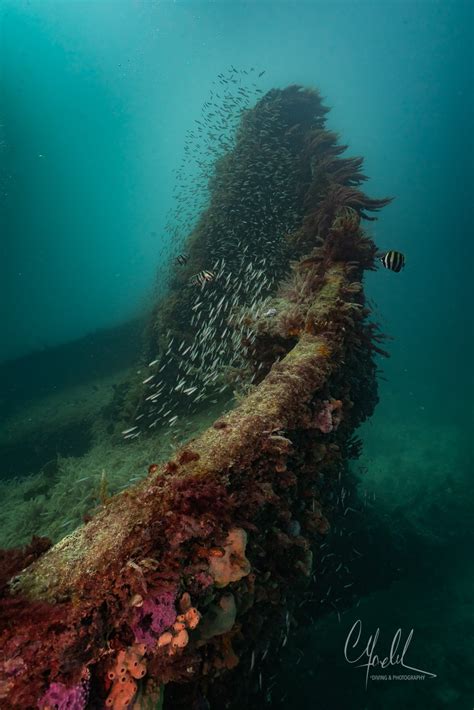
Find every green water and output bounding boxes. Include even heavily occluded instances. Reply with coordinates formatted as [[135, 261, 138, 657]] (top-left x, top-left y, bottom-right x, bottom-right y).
[[1, 1, 472, 708]]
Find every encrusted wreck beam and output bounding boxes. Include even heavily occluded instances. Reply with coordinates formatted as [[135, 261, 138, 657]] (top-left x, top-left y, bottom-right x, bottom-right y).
[[11, 265, 346, 603], [0, 257, 366, 709]]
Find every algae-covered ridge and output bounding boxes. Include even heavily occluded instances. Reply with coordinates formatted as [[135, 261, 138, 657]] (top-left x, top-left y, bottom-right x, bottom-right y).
[[13, 268, 344, 600], [0, 85, 391, 709]]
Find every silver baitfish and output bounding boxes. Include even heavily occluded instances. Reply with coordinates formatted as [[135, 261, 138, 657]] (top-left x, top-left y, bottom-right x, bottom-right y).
[[191, 270, 215, 286], [380, 250, 405, 272]]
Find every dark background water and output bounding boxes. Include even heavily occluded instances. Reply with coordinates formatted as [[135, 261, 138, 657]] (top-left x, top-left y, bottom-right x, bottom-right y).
[[1, 1, 472, 708]]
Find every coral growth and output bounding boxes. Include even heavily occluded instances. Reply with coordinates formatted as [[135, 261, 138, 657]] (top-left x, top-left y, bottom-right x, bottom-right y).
[[131, 589, 177, 648], [198, 594, 237, 641], [156, 593, 201, 656], [276, 305, 306, 337], [208, 528, 251, 588], [314, 399, 343, 433], [105, 644, 146, 709], [38, 676, 89, 710], [211, 629, 241, 670]]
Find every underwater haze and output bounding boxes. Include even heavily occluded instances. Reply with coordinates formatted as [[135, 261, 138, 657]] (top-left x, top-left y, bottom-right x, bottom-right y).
[[0, 1, 473, 709], [1, 0, 471, 364]]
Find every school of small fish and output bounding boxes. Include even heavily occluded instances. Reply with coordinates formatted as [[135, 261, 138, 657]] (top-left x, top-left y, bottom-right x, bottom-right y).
[[122, 70, 405, 442], [122, 67, 301, 440]]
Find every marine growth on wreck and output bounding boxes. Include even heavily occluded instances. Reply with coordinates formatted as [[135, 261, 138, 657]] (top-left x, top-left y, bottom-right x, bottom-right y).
[[0, 84, 391, 709]]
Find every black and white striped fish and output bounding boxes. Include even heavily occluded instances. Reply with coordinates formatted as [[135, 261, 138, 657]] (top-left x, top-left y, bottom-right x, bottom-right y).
[[175, 254, 188, 266], [191, 270, 215, 286], [380, 250, 405, 272]]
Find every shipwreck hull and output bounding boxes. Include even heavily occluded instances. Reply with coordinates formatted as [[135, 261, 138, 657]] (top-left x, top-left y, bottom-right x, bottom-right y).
[[0, 86, 391, 709]]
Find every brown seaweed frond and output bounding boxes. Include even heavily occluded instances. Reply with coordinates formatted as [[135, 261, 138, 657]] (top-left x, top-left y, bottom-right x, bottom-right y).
[[306, 129, 346, 159], [278, 262, 325, 305], [328, 156, 367, 186], [331, 205, 361, 235], [302, 183, 390, 247], [275, 305, 307, 339]]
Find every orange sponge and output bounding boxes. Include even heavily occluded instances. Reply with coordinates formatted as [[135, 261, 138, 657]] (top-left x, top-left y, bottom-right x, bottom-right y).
[[106, 644, 147, 709], [209, 528, 251, 587], [157, 595, 201, 656]]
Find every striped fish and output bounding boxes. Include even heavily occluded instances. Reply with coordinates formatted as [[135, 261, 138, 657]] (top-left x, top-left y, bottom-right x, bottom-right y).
[[175, 254, 188, 266], [191, 270, 215, 286], [380, 250, 405, 272]]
